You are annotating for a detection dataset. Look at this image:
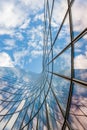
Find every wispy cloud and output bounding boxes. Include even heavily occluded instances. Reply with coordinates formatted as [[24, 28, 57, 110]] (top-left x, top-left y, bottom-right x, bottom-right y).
[[4, 39, 16, 50], [31, 50, 43, 58], [4, 39, 15, 47], [13, 49, 29, 67], [72, 0, 87, 32], [20, 19, 30, 29], [20, 0, 44, 13], [34, 13, 44, 22]]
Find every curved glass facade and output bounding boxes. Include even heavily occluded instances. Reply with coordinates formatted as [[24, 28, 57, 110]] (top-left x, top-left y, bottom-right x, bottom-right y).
[[0, 0, 87, 130]]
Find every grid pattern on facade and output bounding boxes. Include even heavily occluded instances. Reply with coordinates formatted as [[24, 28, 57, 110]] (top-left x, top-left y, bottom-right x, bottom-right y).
[[0, 0, 87, 130]]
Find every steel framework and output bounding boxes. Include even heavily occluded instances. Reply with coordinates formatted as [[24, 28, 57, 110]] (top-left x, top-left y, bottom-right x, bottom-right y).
[[0, 0, 87, 130]]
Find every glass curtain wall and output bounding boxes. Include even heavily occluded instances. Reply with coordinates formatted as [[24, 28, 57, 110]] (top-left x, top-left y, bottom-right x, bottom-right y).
[[0, 0, 87, 130]]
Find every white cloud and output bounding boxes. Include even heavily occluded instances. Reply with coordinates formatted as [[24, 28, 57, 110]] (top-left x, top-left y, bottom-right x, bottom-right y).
[[0, 1, 27, 29], [15, 32, 24, 41], [4, 39, 15, 47], [3, 39, 16, 50], [0, 0, 44, 37], [13, 49, 29, 67], [72, 0, 87, 31], [51, 0, 87, 35], [52, 0, 67, 26], [34, 13, 44, 22], [27, 25, 43, 50], [28, 42, 37, 48], [28, 41, 42, 50], [0, 0, 30, 36], [0, 28, 14, 35], [31, 50, 43, 58], [20, 19, 30, 29], [20, 0, 44, 13], [0, 52, 14, 67], [74, 54, 87, 69], [51, 20, 58, 28]]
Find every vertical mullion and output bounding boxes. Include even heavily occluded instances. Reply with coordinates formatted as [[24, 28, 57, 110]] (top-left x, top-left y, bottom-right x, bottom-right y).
[[62, 0, 74, 129]]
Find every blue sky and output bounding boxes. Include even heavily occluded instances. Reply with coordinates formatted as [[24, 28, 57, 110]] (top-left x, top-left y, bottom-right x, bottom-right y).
[[0, 0, 87, 73], [0, 0, 44, 73]]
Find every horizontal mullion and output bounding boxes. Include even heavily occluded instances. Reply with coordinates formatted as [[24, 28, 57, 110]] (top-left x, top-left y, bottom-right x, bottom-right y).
[[47, 28, 87, 65], [48, 71, 87, 87]]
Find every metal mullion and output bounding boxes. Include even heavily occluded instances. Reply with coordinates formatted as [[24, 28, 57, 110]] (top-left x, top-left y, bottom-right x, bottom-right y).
[[19, 76, 48, 130], [47, 28, 87, 65], [35, 84, 42, 130], [47, 0, 75, 57], [43, 0, 54, 67], [51, 88, 72, 129], [45, 0, 55, 65], [47, 0, 55, 72], [20, 77, 43, 129], [11, 99, 30, 130], [43, 0, 47, 70], [50, 0, 55, 18], [0, 80, 32, 92], [73, 78, 87, 87], [18, 104, 31, 130], [62, 0, 76, 128], [21, 98, 37, 130], [27, 100, 36, 130], [12, 109, 27, 130], [28, 78, 42, 130], [47, 80, 64, 118], [0, 101, 19, 123], [20, 79, 52, 129], [44, 8, 51, 67], [47, 79, 72, 130], [0, 87, 24, 108], [48, 71, 87, 87], [35, 106, 40, 130], [21, 100, 35, 130], [0, 78, 45, 103], [0, 83, 45, 116], [43, 84, 50, 130], [45, 98, 50, 130]]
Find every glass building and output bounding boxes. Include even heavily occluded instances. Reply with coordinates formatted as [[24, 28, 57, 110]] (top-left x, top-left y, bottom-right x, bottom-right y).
[[0, 0, 87, 130]]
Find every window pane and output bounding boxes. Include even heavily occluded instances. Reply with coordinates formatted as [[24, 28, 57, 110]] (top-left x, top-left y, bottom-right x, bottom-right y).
[[72, 0, 87, 37], [74, 34, 87, 82], [52, 75, 70, 111], [53, 14, 70, 58], [68, 83, 87, 130], [51, 0, 68, 42], [53, 47, 71, 77]]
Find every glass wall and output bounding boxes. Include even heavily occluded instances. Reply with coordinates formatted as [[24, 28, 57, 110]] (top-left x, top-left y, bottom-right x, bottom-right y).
[[45, 0, 87, 129], [0, 0, 87, 130]]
